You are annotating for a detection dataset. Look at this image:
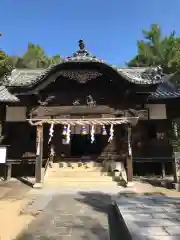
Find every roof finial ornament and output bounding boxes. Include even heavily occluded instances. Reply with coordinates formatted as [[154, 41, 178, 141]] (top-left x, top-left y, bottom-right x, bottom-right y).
[[69, 39, 96, 59], [78, 40, 85, 50], [141, 65, 164, 82]]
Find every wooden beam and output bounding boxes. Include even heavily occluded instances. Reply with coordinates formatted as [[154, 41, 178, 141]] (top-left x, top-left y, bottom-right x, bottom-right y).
[[34, 124, 44, 188]]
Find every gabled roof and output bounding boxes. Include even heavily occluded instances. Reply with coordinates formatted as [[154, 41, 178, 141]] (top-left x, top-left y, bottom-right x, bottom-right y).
[[1, 40, 180, 102], [4, 67, 165, 88], [1, 73, 180, 101], [4, 40, 165, 87], [0, 86, 19, 102]]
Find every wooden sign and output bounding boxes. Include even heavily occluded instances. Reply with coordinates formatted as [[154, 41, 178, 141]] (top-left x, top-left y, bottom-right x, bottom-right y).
[[0, 146, 7, 163]]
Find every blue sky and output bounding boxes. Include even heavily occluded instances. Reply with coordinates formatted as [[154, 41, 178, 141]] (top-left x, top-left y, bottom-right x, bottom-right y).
[[1, 0, 180, 66]]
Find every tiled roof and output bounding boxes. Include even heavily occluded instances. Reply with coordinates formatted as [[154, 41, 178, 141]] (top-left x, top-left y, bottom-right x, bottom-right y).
[[116, 67, 163, 85], [5, 66, 165, 88], [1, 75, 180, 102], [2, 68, 180, 100], [3, 41, 165, 87], [0, 86, 19, 102], [5, 69, 45, 87], [149, 81, 180, 99]]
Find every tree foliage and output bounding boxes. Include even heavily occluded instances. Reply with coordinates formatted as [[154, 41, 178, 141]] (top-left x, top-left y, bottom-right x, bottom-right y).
[[0, 50, 12, 79], [127, 24, 180, 77], [0, 42, 63, 83], [8, 43, 62, 69]]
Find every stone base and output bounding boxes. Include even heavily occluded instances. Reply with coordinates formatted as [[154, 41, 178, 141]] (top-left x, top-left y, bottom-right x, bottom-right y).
[[33, 182, 43, 189], [173, 182, 180, 192], [127, 181, 135, 187]]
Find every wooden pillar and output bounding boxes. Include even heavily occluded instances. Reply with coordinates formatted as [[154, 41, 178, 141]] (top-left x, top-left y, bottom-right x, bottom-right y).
[[126, 124, 133, 182], [174, 152, 180, 191], [4, 163, 12, 181], [34, 124, 44, 188]]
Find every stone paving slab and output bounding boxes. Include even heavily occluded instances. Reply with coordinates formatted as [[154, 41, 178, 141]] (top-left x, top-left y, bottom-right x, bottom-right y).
[[115, 196, 180, 240], [16, 193, 111, 240], [20, 195, 53, 216]]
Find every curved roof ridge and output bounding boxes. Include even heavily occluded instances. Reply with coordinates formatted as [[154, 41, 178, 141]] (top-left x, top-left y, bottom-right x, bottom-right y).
[[5, 65, 165, 88], [3, 41, 165, 87]]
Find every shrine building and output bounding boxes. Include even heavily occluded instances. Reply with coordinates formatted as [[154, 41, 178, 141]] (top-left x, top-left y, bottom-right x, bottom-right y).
[[0, 40, 180, 187]]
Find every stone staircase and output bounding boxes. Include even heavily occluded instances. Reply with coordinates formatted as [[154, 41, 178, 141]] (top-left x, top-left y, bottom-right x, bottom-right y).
[[44, 163, 121, 189]]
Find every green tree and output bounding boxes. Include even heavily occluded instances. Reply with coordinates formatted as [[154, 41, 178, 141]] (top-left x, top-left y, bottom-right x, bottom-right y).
[[0, 33, 13, 80], [49, 54, 62, 65], [21, 43, 49, 68], [0, 50, 13, 80], [13, 43, 62, 69], [127, 24, 180, 76]]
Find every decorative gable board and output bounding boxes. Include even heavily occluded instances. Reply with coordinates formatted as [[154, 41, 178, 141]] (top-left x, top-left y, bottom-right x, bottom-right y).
[[6, 106, 27, 122], [145, 104, 167, 119]]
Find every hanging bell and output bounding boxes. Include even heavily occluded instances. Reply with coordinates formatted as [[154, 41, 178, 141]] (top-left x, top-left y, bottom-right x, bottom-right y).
[[62, 125, 67, 136], [82, 126, 87, 135], [102, 125, 107, 135]]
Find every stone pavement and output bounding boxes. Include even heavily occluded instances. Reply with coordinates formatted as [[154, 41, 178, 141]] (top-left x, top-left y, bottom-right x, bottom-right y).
[[8, 183, 180, 240], [16, 191, 112, 240], [0, 180, 31, 200], [116, 195, 180, 239]]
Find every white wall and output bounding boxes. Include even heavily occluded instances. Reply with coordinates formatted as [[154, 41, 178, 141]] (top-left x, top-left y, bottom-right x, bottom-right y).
[[145, 104, 167, 119], [6, 106, 27, 122]]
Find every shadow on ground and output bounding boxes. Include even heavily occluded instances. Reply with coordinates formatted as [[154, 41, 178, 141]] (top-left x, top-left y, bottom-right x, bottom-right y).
[[12, 187, 180, 240], [134, 175, 174, 189], [14, 190, 169, 240], [14, 191, 122, 240]]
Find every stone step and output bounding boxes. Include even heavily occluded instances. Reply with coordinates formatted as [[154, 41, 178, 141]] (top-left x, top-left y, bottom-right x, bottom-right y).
[[49, 167, 103, 171], [45, 176, 114, 181], [51, 162, 103, 168], [44, 181, 118, 187], [44, 165, 117, 188], [46, 171, 109, 177], [47, 168, 104, 172]]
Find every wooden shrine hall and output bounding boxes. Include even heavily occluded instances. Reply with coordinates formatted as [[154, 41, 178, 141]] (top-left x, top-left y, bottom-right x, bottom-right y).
[[0, 40, 180, 188]]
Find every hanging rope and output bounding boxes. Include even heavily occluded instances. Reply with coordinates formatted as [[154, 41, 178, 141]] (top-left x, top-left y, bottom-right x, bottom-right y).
[[28, 117, 138, 126]]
